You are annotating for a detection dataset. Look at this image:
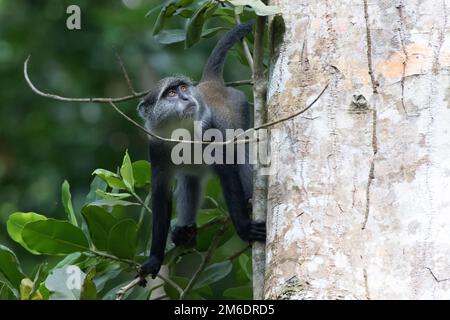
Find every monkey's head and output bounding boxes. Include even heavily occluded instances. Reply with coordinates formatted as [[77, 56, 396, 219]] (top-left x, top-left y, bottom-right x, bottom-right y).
[[137, 76, 206, 136]]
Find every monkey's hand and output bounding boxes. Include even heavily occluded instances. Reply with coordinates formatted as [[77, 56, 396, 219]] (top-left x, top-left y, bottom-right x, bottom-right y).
[[171, 224, 197, 247], [137, 256, 162, 287], [238, 221, 266, 243]]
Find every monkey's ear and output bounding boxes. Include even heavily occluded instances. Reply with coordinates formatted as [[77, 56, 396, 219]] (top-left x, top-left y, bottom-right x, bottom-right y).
[[137, 100, 148, 119]]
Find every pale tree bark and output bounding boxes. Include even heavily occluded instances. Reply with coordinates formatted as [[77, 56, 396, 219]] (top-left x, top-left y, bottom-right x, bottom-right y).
[[265, 0, 450, 299]]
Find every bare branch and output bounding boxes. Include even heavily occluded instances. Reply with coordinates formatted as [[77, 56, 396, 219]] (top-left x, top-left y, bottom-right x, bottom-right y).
[[157, 273, 184, 295], [24, 56, 148, 103], [253, 82, 329, 131], [116, 278, 141, 300], [24, 56, 328, 147], [115, 51, 137, 95], [24, 56, 250, 104], [179, 225, 227, 299]]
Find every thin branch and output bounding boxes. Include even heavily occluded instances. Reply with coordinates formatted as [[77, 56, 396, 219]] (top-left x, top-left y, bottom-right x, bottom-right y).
[[24, 56, 250, 103], [235, 14, 254, 72], [157, 273, 184, 296], [252, 82, 329, 131], [24, 56, 147, 103], [179, 225, 227, 299], [89, 249, 139, 268], [115, 51, 137, 95], [112, 217, 230, 300], [116, 278, 141, 300], [24, 56, 328, 147]]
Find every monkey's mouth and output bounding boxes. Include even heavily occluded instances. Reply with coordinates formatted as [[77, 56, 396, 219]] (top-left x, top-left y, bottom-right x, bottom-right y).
[[182, 102, 197, 115]]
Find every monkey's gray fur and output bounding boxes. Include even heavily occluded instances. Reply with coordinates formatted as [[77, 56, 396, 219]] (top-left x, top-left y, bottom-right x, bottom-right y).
[[136, 21, 265, 283]]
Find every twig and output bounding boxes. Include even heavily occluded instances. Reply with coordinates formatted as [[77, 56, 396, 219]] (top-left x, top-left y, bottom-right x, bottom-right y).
[[235, 14, 254, 72], [157, 273, 184, 295], [24, 56, 250, 103], [115, 51, 137, 95], [179, 225, 227, 299], [116, 277, 141, 300], [89, 249, 139, 267], [24, 56, 328, 147], [24, 56, 147, 103], [252, 82, 329, 131]]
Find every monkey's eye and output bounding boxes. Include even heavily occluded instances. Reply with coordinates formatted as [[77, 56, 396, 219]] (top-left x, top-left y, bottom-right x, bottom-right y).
[[179, 85, 188, 92], [167, 90, 177, 97]]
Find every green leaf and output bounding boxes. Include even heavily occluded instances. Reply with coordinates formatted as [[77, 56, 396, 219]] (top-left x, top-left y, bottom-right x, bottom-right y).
[[92, 262, 122, 292], [185, 0, 219, 48], [6, 212, 47, 254], [22, 219, 89, 255], [108, 219, 138, 259], [85, 176, 108, 205], [45, 265, 85, 300], [155, 27, 227, 45], [174, 8, 194, 18], [239, 253, 252, 281], [132, 160, 151, 188], [88, 199, 139, 207], [95, 189, 131, 200], [152, 0, 195, 35], [92, 169, 127, 190], [202, 26, 227, 39], [227, 0, 281, 16], [55, 252, 83, 269], [30, 263, 48, 298], [163, 275, 212, 299], [38, 282, 49, 300], [0, 245, 25, 291], [120, 150, 135, 191], [82, 205, 118, 251], [155, 29, 186, 44], [80, 269, 97, 300], [211, 233, 247, 262], [194, 260, 232, 289], [197, 208, 224, 227], [0, 282, 16, 300], [223, 285, 252, 299], [62, 180, 78, 226]]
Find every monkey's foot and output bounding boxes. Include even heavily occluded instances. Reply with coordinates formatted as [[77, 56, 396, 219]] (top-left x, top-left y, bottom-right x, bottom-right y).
[[138, 256, 162, 287], [171, 224, 197, 247], [241, 221, 266, 243]]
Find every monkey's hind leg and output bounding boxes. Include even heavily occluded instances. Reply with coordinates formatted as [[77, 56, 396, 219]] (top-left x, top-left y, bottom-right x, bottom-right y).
[[172, 175, 201, 247]]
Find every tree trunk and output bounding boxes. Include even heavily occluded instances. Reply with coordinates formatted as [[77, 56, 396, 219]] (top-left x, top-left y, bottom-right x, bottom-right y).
[[265, 0, 450, 299]]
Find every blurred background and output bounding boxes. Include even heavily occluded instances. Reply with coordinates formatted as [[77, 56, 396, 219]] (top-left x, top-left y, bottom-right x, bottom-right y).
[[0, 0, 250, 273]]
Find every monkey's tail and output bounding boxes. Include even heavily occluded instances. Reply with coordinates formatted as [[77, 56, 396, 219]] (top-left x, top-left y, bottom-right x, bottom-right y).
[[200, 20, 255, 83]]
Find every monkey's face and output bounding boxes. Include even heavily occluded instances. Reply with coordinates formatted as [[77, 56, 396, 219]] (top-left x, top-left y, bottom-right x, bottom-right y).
[[138, 77, 204, 135], [161, 83, 199, 118]]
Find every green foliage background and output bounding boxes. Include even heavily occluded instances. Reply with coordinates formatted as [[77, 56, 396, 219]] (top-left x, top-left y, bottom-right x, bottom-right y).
[[0, 0, 279, 300]]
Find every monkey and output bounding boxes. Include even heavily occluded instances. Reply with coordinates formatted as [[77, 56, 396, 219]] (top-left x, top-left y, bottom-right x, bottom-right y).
[[137, 21, 265, 281]]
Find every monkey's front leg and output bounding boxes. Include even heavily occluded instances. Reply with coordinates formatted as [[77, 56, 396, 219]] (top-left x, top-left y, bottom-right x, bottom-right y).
[[215, 164, 266, 243], [138, 166, 172, 284]]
